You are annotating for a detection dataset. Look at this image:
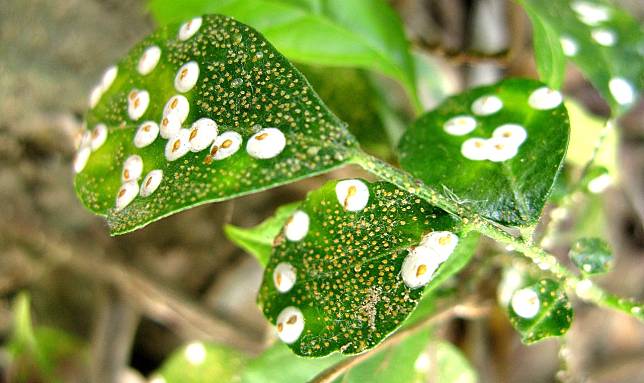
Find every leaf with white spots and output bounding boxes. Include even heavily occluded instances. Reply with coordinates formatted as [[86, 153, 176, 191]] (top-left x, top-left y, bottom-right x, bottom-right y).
[[152, 342, 246, 383], [518, 0, 643, 114], [508, 279, 574, 344], [568, 237, 613, 276], [148, 0, 420, 108], [399, 78, 570, 226], [258, 179, 472, 357], [224, 202, 300, 267], [74, 15, 358, 235]]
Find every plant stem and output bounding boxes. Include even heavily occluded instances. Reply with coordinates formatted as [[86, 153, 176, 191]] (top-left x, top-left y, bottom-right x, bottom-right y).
[[350, 149, 644, 321]]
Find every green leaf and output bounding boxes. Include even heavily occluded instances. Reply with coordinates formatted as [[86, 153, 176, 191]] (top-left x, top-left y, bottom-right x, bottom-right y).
[[74, 14, 357, 235], [569, 237, 613, 275], [508, 279, 574, 344], [518, 0, 643, 114], [257, 179, 471, 357], [147, 0, 419, 108], [399, 78, 570, 226], [341, 329, 431, 383], [523, 4, 566, 89], [153, 341, 247, 383], [241, 343, 344, 383], [225, 202, 300, 266], [433, 341, 477, 383]]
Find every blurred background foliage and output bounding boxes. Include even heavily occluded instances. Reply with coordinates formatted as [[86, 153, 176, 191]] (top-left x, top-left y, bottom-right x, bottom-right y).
[[0, 0, 643, 382]]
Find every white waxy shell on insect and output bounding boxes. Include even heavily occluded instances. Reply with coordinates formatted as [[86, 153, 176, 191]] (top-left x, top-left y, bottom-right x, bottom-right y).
[[184, 342, 206, 365], [273, 262, 297, 293], [121, 155, 143, 182], [89, 85, 103, 108], [471, 95, 503, 116], [73, 146, 91, 173], [528, 87, 563, 110], [443, 115, 477, 136], [487, 137, 519, 162], [209, 131, 242, 160], [560, 36, 579, 57], [335, 179, 369, 212], [461, 137, 489, 161], [159, 114, 182, 140], [276, 306, 305, 344], [492, 124, 527, 146], [138, 45, 162, 75], [401, 245, 441, 289], [420, 231, 459, 263], [127, 89, 149, 121], [115, 180, 138, 211], [178, 17, 202, 41], [188, 118, 218, 152], [101, 65, 118, 92], [591, 28, 617, 46], [163, 95, 190, 122], [246, 127, 286, 159], [139, 169, 163, 197], [174, 61, 200, 93], [134, 121, 159, 148], [571, 1, 610, 26], [587, 173, 612, 194], [90, 123, 108, 151], [165, 129, 191, 161], [608, 77, 635, 105], [284, 210, 309, 241], [511, 288, 540, 319]]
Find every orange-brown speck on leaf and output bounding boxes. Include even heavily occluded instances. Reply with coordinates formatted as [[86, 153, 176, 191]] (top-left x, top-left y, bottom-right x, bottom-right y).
[[203, 155, 213, 165], [416, 264, 427, 277]]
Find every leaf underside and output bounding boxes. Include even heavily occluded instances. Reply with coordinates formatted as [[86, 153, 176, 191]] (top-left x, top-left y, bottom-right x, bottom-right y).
[[74, 14, 357, 235], [258, 180, 469, 357], [399, 78, 570, 226]]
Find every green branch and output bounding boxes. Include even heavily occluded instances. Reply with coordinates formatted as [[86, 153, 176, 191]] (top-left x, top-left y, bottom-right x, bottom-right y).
[[349, 148, 644, 321]]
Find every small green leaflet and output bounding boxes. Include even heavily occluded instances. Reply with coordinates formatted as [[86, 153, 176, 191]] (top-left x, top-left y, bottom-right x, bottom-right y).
[[519, 0, 643, 114], [147, 0, 420, 108], [432, 341, 478, 383], [508, 279, 573, 344], [399, 78, 570, 226], [74, 15, 357, 235], [225, 202, 299, 267], [257, 179, 471, 357], [569, 237, 613, 275]]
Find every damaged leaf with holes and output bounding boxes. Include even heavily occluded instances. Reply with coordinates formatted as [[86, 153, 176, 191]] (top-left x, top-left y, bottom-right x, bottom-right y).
[[518, 0, 643, 114], [73, 14, 358, 235], [508, 279, 573, 344], [399, 78, 569, 226], [257, 179, 476, 357]]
